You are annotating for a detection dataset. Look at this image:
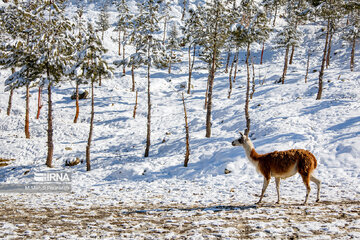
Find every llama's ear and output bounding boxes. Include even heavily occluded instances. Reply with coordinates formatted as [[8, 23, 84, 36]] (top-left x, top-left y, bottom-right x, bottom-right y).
[[239, 131, 244, 137]]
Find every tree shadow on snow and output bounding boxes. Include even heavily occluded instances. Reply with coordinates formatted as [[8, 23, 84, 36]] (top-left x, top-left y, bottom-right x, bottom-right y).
[[301, 99, 349, 115], [327, 116, 360, 131]]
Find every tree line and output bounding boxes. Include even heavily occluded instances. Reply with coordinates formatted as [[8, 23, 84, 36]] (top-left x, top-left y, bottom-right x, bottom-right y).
[[0, 0, 359, 169]]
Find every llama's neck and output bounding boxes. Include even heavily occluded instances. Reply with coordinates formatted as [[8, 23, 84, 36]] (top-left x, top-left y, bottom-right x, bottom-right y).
[[242, 138, 256, 163]]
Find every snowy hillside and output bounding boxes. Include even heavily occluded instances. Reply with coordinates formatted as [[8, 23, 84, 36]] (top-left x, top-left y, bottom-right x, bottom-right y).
[[0, 0, 359, 239]]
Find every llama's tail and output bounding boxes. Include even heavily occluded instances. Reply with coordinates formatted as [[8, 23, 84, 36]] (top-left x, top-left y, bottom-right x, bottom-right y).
[[310, 151, 318, 170], [298, 150, 317, 175]]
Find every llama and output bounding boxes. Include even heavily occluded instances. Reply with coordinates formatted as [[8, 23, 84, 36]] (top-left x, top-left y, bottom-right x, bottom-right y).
[[232, 132, 321, 205]]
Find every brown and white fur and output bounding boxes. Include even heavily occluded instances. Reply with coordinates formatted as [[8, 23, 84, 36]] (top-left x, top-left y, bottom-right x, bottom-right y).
[[232, 132, 321, 205]]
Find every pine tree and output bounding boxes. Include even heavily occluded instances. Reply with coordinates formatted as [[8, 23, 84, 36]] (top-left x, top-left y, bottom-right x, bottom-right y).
[[315, 0, 345, 100], [71, 3, 87, 124], [1, 1, 75, 165], [322, 1, 345, 69], [0, 5, 15, 117], [115, 2, 147, 92], [0, 1, 42, 139], [71, 22, 112, 171], [274, 4, 302, 84], [113, 0, 133, 76], [182, 92, 190, 167], [289, 0, 313, 65], [262, 0, 287, 26], [85, 23, 112, 171], [166, 23, 182, 74], [160, 0, 173, 44], [96, 3, 110, 41], [232, 0, 271, 136], [181, 0, 188, 20], [198, 0, 232, 138], [129, 0, 167, 157], [224, 1, 241, 98], [32, 1, 75, 167], [182, 5, 203, 94], [342, 1, 360, 71]]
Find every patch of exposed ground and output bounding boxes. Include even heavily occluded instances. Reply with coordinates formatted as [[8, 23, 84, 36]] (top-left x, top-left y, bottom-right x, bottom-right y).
[[0, 198, 359, 239]]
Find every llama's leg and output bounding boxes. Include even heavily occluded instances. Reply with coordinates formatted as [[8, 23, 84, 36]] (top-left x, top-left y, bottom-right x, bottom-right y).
[[310, 175, 321, 202], [275, 177, 281, 204], [257, 177, 270, 204], [301, 174, 311, 205]]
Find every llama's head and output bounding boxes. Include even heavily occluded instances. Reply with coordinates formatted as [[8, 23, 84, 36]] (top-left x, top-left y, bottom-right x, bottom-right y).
[[232, 132, 246, 146]]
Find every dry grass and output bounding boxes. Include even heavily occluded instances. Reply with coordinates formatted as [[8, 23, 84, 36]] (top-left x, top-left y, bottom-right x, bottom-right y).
[[0, 158, 15, 167], [0, 199, 359, 239]]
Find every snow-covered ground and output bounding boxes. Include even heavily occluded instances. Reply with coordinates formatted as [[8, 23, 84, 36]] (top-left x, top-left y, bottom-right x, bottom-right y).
[[0, 1, 359, 239]]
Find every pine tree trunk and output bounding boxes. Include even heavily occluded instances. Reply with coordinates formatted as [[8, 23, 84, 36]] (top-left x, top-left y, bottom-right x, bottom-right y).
[[25, 83, 30, 139], [281, 45, 290, 84], [326, 26, 333, 69], [122, 31, 126, 76], [289, 21, 298, 65], [144, 42, 151, 157], [244, 43, 251, 137], [73, 80, 79, 123], [191, 46, 196, 70], [350, 35, 356, 72], [131, 64, 135, 92], [133, 90, 138, 119], [163, 18, 167, 44], [204, 74, 210, 109], [187, 45, 192, 94], [205, 42, 217, 138], [118, 30, 121, 56], [168, 48, 172, 74], [305, 51, 311, 83], [36, 86, 42, 119], [250, 57, 256, 100], [182, 93, 190, 167], [316, 19, 330, 100], [225, 50, 231, 73], [86, 79, 95, 171], [228, 73, 232, 99], [205, 69, 215, 138], [99, 74, 102, 87], [273, 4, 278, 26], [187, 45, 196, 94], [260, 42, 265, 65], [228, 53, 235, 99], [229, 51, 235, 79], [289, 45, 295, 65], [205, 8, 220, 136], [181, 0, 187, 21], [46, 82, 53, 167], [233, 49, 239, 83], [144, 64, 151, 157], [7, 88, 14, 116], [7, 68, 15, 116]]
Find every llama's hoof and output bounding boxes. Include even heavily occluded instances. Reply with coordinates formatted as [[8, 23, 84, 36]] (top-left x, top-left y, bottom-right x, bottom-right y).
[[316, 199, 320, 202], [275, 201, 280, 204]]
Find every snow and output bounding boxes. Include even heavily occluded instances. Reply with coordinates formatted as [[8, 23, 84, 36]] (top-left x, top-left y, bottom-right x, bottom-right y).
[[1, 0, 360, 239]]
